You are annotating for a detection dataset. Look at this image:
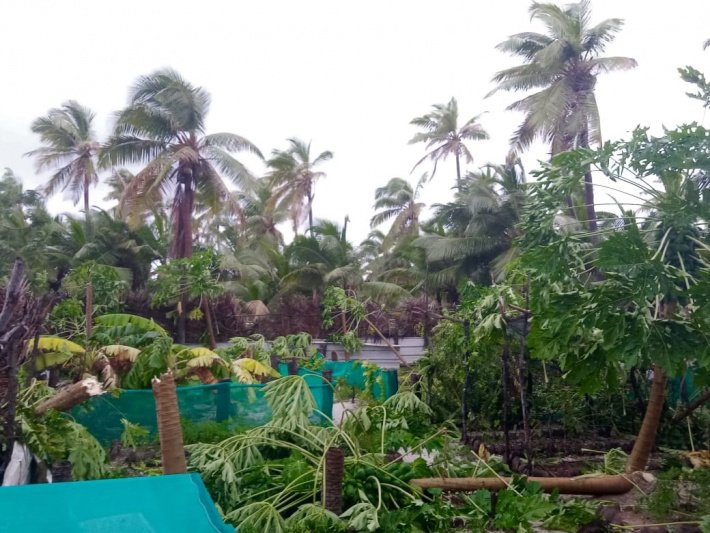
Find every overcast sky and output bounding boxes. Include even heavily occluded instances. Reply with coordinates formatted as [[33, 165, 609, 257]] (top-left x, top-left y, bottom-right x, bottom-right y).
[[1, 0, 709, 243]]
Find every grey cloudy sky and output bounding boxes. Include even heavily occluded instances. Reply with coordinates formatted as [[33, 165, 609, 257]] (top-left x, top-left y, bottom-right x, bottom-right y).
[[1, 0, 709, 243]]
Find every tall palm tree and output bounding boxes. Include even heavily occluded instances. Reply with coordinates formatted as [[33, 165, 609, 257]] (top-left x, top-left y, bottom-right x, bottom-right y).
[[266, 138, 332, 235], [409, 98, 489, 191], [101, 68, 263, 260], [489, 0, 635, 233], [240, 178, 288, 246], [370, 175, 426, 251], [27, 101, 100, 219], [416, 159, 526, 284]]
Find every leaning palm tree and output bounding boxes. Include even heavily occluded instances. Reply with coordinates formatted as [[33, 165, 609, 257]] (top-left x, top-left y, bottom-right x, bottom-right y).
[[27, 101, 100, 219], [266, 138, 332, 235], [489, 0, 635, 232], [409, 98, 489, 191], [101, 68, 263, 260], [370, 175, 426, 251]]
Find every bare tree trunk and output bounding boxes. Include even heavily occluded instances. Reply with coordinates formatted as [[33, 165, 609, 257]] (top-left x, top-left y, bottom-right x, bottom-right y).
[[461, 320, 472, 444], [152, 372, 187, 475], [363, 317, 409, 366], [35, 378, 104, 416], [192, 367, 218, 385], [177, 296, 187, 344], [203, 298, 216, 349], [323, 447, 345, 514], [341, 311, 350, 361], [85, 281, 92, 344], [673, 388, 710, 422], [517, 277, 533, 473], [501, 333, 512, 465], [626, 367, 667, 473], [580, 127, 598, 237]]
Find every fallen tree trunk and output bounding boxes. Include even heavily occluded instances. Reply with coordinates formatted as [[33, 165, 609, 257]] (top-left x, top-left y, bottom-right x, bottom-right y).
[[672, 388, 710, 422], [411, 474, 632, 495], [363, 317, 410, 367], [411, 368, 667, 495], [34, 378, 104, 416], [192, 366, 218, 385]]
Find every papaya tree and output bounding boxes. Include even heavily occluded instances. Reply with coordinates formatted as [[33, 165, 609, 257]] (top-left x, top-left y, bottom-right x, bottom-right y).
[[518, 123, 710, 477], [150, 250, 223, 346], [412, 122, 710, 495]]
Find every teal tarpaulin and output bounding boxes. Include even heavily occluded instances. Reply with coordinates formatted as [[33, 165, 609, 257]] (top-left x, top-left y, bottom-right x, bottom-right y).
[[0, 473, 233, 533]]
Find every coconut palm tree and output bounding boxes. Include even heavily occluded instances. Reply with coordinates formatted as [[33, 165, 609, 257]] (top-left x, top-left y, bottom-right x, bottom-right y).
[[370, 175, 427, 251], [101, 68, 263, 260], [240, 178, 288, 246], [489, 0, 635, 233], [409, 98, 489, 191], [266, 138, 332, 235], [283, 218, 410, 305], [104, 169, 165, 224], [416, 159, 526, 284], [27, 101, 100, 219]]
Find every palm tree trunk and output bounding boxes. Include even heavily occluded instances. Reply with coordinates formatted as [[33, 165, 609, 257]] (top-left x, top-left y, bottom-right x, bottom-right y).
[[84, 182, 90, 217], [192, 367, 218, 385], [173, 178, 195, 344], [308, 192, 314, 235], [152, 372, 187, 475], [455, 154, 462, 191], [581, 127, 598, 237]]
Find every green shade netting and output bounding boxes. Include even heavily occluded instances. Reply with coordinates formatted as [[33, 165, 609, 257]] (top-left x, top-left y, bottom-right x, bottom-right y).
[[0, 473, 233, 533], [74, 359, 398, 444], [73, 380, 333, 445], [277, 360, 399, 401], [668, 366, 696, 406]]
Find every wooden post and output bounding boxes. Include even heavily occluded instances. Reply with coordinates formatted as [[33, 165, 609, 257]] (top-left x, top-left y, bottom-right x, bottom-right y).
[[270, 355, 280, 372], [287, 359, 299, 376], [323, 447, 345, 514], [322, 369, 333, 383], [152, 372, 187, 475]]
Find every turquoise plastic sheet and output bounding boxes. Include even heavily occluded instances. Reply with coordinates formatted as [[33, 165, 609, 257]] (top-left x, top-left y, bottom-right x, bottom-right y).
[[0, 473, 232, 533]]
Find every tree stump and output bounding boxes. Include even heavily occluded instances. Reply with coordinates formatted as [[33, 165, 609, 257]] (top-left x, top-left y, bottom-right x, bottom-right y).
[[152, 372, 187, 475], [323, 447, 345, 514]]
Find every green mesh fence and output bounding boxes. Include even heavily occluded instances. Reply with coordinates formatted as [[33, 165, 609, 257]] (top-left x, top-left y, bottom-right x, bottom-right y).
[[73, 380, 333, 445], [278, 360, 399, 401]]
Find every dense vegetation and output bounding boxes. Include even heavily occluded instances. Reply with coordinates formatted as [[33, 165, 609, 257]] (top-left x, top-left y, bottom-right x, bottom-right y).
[[2, 1, 710, 531]]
